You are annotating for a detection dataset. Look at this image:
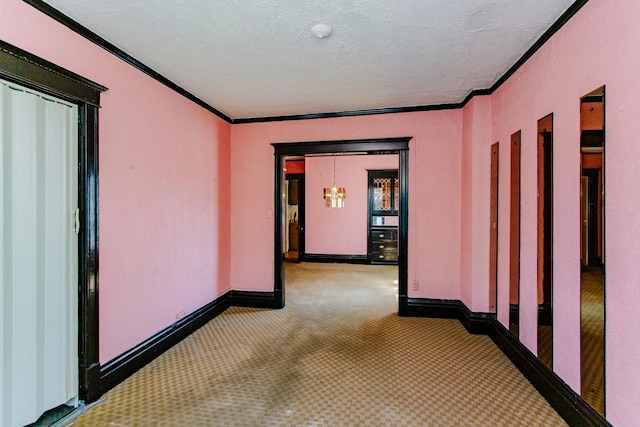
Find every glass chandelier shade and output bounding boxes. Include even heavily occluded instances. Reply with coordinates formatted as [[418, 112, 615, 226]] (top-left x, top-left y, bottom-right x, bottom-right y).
[[323, 155, 346, 208]]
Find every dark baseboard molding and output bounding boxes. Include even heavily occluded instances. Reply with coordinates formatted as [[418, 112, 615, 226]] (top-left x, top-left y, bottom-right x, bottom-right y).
[[99, 289, 280, 395], [402, 297, 609, 426], [400, 297, 459, 318], [304, 254, 368, 264], [399, 298, 493, 335], [489, 319, 610, 427], [230, 290, 279, 309], [100, 292, 231, 393]]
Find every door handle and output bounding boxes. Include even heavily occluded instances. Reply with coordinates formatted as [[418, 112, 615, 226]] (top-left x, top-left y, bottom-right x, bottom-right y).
[[73, 208, 80, 235]]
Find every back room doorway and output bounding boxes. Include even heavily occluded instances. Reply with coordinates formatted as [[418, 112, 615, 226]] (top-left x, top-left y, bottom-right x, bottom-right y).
[[272, 138, 410, 313], [284, 159, 305, 262]]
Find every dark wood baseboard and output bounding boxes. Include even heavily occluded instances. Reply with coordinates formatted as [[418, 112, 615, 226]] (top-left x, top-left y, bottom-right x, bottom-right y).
[[457, 301, 494, 335], [230, 291, 279, 309], [400, 297, 459, 318], [100, 292, 231, 393], [401, 297, 610, 426], [489, 319, 609, 427], [99, 289, 282, 395], [399, 298, 493, 335], [303, 254, 368, 264]]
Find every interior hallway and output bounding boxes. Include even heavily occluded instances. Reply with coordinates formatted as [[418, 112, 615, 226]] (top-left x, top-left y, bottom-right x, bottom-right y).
[[67, 263, 566, 426]]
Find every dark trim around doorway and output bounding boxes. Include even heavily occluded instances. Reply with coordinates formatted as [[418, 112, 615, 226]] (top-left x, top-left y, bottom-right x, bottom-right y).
[[0, 40, 106, 403], [272, 137, 411, 312]]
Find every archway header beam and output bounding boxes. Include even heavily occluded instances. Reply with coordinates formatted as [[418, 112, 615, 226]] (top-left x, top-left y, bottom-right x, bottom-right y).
[[272, 137, 411, 156]]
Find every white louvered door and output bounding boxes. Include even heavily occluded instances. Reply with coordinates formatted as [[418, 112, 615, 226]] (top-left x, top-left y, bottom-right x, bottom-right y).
[[1, 79, 79, 427]]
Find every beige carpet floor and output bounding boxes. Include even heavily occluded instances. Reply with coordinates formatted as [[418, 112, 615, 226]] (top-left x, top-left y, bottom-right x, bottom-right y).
[[69, 262, 566, 426]]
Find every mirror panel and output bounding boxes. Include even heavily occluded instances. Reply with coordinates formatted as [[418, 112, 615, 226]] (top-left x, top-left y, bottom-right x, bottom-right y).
[[489, 142, 499, 313], [537, 114, 553, 369], [580, 86, 605, 416], [509, 131, 521, 338]]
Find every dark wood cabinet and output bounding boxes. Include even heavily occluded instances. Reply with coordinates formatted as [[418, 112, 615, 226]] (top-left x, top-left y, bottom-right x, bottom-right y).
[[368, 170, 398, 264], [370, 227, 398, 263]]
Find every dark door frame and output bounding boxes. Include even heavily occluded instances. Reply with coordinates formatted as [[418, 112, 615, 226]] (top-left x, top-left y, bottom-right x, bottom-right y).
[[0, 40, 105, 403], [272, 138, 411, 311]]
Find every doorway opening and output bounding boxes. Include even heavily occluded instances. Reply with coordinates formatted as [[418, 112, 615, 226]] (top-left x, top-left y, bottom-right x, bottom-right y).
[[272, 138, 410, 312], [284, 169, 305, 262], [0, 41, 105, 423]]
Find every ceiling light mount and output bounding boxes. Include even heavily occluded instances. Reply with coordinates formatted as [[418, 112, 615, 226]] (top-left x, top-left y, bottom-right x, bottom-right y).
[[311, 23, 332, 39]]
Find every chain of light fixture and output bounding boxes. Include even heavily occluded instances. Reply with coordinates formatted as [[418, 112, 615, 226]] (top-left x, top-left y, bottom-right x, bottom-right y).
[[323, 154, 346, 208]]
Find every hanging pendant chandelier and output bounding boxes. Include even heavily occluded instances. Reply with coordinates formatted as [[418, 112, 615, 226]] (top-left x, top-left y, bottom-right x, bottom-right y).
[[323, 154, 346, 208]]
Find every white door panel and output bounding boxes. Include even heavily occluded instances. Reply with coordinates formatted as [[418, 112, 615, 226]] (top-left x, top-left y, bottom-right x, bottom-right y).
[[1, 80, 78, 427]]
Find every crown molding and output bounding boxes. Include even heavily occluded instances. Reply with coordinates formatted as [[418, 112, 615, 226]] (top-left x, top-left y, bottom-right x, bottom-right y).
[[23, 0, 233, 123], [24, 0, 589, 124]]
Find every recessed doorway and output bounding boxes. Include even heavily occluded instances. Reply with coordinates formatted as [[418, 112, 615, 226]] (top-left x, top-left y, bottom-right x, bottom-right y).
[[284, 171, 305, 262], [272, 138, 410, 311]]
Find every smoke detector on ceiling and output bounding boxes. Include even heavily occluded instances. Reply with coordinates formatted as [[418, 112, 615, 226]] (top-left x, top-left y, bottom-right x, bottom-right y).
[[311, 23, 332, 39]]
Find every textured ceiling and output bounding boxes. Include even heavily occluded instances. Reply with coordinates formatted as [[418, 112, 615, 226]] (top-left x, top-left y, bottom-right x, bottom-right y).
[[43, 0, 576, 119]]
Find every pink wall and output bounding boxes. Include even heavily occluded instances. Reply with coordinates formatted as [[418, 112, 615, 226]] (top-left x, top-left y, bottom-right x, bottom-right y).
[[460, 96, 492, 313], [305, 155, 397, 255], [230, 111, 463, 296], [5, 0, 640, 423], [0, 0, 232, 363], [230, 1, 640, 423], [489, 0, 640, 424]]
